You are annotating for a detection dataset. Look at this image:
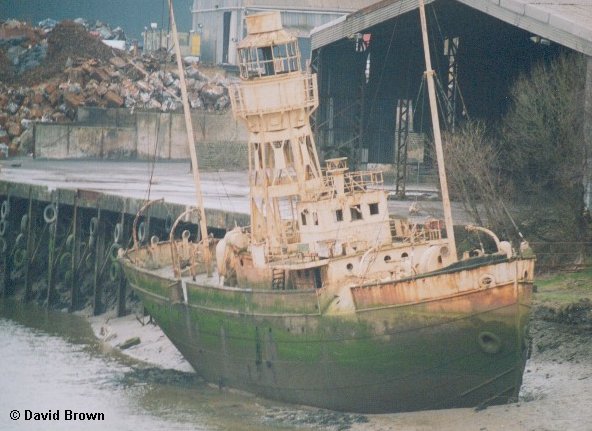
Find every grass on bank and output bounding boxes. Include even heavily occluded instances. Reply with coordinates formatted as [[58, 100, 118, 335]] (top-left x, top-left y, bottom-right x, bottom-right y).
[[534, 267, 592, 305]]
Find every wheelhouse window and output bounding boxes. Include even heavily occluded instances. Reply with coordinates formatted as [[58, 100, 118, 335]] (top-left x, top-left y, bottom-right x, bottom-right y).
[[350, 205, 363, 221], [238, 41, 300, 79], [335, 209, 343, 222], [369, 202, 379, 215]]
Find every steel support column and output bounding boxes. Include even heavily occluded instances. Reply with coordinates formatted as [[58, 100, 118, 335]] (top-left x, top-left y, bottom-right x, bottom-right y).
[[444, 37, 459, 132], [395, 99, 411, 197]]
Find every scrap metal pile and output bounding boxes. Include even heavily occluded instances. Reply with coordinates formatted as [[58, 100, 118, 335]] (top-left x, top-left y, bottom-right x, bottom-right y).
[[0, 19, 232, 157]]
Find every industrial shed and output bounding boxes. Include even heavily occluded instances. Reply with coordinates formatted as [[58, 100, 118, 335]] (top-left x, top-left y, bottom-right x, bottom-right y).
[[191, 0, 378, 65], [310, 0, 592, 201]]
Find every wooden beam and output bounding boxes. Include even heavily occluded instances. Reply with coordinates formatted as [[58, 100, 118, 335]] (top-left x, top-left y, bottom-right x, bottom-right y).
[[583, 55, 592, 210]]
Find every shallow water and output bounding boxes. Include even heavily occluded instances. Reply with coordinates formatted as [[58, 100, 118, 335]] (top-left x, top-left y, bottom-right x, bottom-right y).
[[0, 299, 335, 431]]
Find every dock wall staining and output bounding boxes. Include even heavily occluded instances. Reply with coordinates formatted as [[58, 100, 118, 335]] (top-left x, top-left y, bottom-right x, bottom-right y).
[[0, 180, 248, 314], [34, 107, 249, 170]]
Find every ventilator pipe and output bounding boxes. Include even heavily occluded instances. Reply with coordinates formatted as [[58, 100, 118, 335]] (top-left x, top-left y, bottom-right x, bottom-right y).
[[465, 225, 512, 257]]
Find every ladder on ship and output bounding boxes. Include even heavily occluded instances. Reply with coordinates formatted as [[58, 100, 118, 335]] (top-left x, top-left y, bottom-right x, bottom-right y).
[[272, 268, 285, 290]]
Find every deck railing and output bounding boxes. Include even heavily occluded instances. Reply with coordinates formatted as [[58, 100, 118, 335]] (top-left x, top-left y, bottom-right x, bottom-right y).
[[344, 170, 384, 192], [389, 217, 442, 243]]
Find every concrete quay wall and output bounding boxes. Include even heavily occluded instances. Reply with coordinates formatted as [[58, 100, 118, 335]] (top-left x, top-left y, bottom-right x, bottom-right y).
[[34, 107, 248, 169], [0, 175, 249, 315]]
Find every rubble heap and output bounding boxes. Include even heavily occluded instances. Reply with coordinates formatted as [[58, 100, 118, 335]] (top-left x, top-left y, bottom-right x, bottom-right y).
[[0, 20, 46, 77], [0, 19, 234, 157]]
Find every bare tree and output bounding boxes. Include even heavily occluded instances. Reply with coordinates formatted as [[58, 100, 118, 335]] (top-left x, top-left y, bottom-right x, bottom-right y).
[[443, 122, 514, 242], [501, 53, 588, 266]]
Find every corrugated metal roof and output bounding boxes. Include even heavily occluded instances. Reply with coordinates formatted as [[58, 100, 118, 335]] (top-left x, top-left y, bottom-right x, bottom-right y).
[[311, 0, 592, 56], [311, 0, 435, 49]]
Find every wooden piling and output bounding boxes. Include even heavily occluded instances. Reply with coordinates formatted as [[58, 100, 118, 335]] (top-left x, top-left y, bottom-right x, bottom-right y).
[[117, 209, 126, 317], [0, 196, 8, 300], [0, 184, 217, 316], [92, 208, 103, 315], [0, 238, 7, 300], [68, 197, 78, 312], [23, 187, 33, 302], [46, 199, 58, 308]]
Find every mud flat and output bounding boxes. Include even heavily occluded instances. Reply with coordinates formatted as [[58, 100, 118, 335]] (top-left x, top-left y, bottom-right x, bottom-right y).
[[86, 291, 592, 431], [88, 306, 194, 373]]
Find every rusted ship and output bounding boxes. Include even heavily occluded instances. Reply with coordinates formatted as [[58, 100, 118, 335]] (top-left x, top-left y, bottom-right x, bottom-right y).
[[120, 4, 535, 413]]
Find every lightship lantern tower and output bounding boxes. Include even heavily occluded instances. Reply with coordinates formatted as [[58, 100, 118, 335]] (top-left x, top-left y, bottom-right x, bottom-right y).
[[230, 11, 322, 253]]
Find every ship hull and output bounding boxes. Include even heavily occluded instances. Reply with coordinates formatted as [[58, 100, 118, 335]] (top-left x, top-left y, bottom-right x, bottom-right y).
[[121, 249, 533, 413]]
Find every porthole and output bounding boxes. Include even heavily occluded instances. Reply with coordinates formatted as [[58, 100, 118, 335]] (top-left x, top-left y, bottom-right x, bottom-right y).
[[384, 255, 391, 263], [479, 274, 495, 288], [346, 263, 353, 271]]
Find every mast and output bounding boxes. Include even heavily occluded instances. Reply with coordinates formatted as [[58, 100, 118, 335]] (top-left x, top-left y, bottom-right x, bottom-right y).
[[418, 0, 457, 262], [168, 0, 212, 275]]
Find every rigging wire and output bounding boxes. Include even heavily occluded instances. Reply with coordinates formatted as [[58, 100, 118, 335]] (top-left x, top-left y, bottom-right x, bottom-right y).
[[434, 76, 452, 132], [367, 2, 404, 121], [142, 0, 168, 204], [143, 114, 162, 203], [216, 168, 237, 214], [425, 5, 442, 88], [412, 77, 425, 127]]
